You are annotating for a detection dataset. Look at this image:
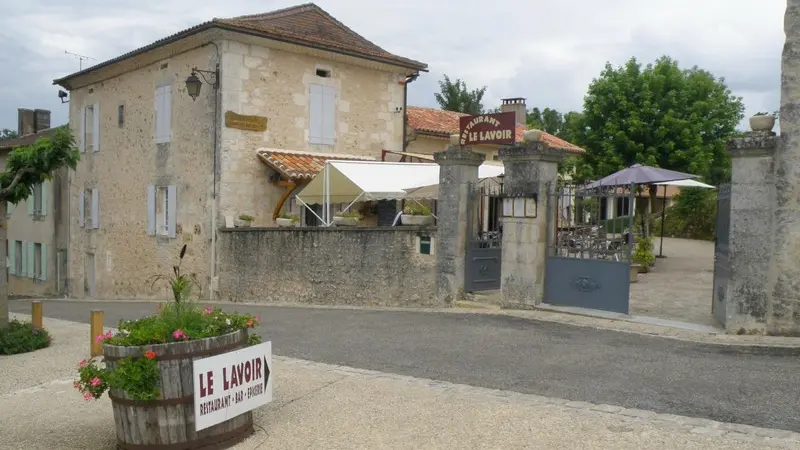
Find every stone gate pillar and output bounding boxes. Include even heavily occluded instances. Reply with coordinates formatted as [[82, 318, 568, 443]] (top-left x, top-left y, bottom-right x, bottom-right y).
[[498, 131, 566, 307], [724, 133, 777, 331], [433, 140, 484, 304]]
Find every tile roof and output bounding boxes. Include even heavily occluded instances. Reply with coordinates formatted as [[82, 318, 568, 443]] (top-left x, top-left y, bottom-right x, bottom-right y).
[[0, 125, 65, 150], [55, 4, 426, 88], [256, 148, 374, 180], [406, 107, 585, 154]]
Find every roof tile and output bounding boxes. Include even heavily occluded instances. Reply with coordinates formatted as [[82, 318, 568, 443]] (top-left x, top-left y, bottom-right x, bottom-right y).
[[256, 148, 374, 180], [406, 107, 585, 154]]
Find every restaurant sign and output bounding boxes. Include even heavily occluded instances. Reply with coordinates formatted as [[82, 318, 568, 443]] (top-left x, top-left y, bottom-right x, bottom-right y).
[[459, 112, 516, 146], [193, 341, 273, 431]]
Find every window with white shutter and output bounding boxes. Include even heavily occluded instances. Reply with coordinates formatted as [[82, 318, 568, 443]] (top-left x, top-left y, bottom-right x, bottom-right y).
[[155, 85, 172, 144], [83, 105, 94, 152], [91, 187, 99, 229], [309, 84, 336, 145], [149, 185, 176, 237]]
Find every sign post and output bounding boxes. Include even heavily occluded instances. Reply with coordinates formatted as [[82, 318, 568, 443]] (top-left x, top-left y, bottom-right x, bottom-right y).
[[458, 112, 517, 146], [193, 341, 273, 431]]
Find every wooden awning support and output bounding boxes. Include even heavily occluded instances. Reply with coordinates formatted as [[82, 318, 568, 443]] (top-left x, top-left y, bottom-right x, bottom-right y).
[[272, 180, 299, 220]]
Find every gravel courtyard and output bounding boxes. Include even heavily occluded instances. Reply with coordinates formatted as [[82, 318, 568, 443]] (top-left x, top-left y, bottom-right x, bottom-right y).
[[629, 237, 717, 327]]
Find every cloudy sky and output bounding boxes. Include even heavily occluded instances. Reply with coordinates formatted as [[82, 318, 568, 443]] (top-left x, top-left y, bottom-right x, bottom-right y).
[[0, 0, 786, 132]]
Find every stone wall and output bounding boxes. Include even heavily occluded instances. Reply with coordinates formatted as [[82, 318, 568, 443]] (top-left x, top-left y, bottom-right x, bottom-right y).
[[218, 38, 409, 224], [217, 227, 438, 306], [66, 44, 217, 299]]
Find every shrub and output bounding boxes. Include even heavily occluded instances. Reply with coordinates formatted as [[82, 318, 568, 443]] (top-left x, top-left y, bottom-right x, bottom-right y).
[[238, 214, 254, 222], [279, 211, 300, 222], [660, 188, 717, 241], [337, 210, 364, 219], [403, 203, 432, 216], [0, 320, 51, 355], [632, 236, 655, 267]]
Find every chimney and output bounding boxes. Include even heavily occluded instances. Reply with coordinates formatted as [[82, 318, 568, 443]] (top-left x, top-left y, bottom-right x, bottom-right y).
[[17, 108, 34, 136], [500, 98, 527, 126], [34, 109, 51, 133]]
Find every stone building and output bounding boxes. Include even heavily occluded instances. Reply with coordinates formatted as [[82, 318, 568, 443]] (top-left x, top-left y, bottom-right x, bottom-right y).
[[53, 3, 427, 299], [0, 109, 70, 297]]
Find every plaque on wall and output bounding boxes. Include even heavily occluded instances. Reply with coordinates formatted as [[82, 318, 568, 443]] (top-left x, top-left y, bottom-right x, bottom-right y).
[[224, 111, 268, 132]]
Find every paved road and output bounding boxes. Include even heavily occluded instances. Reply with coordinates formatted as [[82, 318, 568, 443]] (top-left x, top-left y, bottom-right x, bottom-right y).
[[12, 299, 800, 432]]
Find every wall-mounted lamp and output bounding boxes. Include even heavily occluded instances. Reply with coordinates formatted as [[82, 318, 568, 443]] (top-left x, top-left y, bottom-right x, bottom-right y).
[[184, 65, 220, 101], [58, 90, 69, 103]]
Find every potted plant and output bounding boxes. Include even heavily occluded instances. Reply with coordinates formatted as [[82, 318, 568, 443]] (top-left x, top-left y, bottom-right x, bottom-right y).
[[276, 212, 299, 227], [401, 203, 434, 226], [632, 236, 655, 273], [750, 111, 777, 132], [235, 214, 254, 228], [333, 210, 363, 227], [73, 245, 262, 449]]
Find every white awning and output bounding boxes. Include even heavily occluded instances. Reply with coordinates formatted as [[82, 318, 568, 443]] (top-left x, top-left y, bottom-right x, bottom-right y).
[[654, 179, 715, 189], [295, 160, 506, 204]]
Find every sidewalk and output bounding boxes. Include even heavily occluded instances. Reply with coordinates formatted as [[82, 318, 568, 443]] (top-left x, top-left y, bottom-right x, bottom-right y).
[[2, 314, 799, 450]]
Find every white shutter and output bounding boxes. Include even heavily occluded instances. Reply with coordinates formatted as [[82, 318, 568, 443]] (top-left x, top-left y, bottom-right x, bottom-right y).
[[163, 85, 172, 143], [155, 87, 164, 143], [92, 103, 100, 152], [321, 86, 336, 145], [147, 185, 156, 236], [79, 190, 85, 228], [308, 84, 323, 144], [167, 185, 177, 238], [79, 107, 86, 153], [91, 188, 99, 229]]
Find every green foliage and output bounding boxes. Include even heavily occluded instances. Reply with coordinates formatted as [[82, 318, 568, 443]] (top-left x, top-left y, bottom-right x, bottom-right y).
[[403, 203, 431, 216], [107, 304, 260, 347], [279, 211, 299, 222], [107, 356, 161, 401], [0, 320, 51, 355], [632, 236, 655, 267], [0, 129, 18, 140], [661, 188, 718, 240], [238, 214, 254, 221], [434, 74, 486, 114], [75, 357, 111, 400], [0, 127, 80, 204], [571, 56, 745, 187], [147, 244, 199, 304], [337, 210, 364, 219], [575, 198, 599, 224]]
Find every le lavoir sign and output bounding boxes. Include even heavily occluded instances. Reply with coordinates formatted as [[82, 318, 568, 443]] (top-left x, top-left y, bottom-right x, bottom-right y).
[[458, 111, 517, 146], [193, 341, 273, 431]]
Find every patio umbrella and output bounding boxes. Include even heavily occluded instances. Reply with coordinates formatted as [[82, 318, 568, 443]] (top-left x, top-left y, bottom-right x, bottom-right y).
[[653, 179, 716, 258], [583, 164, 699, 190]]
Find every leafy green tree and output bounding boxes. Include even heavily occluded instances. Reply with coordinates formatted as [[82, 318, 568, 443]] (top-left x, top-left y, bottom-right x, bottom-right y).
[[0, 129, 18, 140], [434, 75, 487, 114], [572, 56, 744, 189], [0, 127, 79, 328]]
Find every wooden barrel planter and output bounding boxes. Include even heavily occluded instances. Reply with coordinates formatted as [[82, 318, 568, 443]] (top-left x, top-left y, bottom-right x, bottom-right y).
[[103, 330, 253, 450]]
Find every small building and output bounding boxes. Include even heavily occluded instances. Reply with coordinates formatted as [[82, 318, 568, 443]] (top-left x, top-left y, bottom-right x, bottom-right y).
[[0, 108, 70, 297], [53, 3, 427, 299]]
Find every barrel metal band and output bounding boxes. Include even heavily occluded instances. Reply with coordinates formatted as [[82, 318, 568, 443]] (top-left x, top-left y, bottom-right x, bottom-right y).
[[104, 336, 247, 362], [116, 420, 253, 450], [109, 392, 194, 406]]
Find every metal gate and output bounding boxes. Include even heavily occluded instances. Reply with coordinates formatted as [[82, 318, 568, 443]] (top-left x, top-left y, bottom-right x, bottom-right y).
[[544, 182, 635, 314], [465, 182, 503, 292], [711, 184, 731, 326]]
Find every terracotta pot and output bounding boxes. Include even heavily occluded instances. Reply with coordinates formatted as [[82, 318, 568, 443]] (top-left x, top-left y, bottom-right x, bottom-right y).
[[749, 115, 775, 132], [400, 214, 434, 226]]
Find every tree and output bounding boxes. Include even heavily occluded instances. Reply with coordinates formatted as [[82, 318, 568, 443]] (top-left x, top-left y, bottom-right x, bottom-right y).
[[434, 75, 487, 114], [0, 129, 18, 141], [0, 127, 79, 328], [572, 56, 744, 189]]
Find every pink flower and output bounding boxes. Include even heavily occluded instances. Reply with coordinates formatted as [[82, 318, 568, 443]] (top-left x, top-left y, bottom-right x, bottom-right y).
[[203, 307, 213, 314], [172, 329, 188, 341], [83, 391, 93, 401], [79, 359, 88, 368], [94, 330, 113, 343], [94, 334, 104, 343], [90, 377, 101, 387]]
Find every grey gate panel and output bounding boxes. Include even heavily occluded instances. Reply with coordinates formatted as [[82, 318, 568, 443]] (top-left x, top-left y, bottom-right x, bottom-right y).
[[543, 182, 635, 314], [465, 183, 503, 292], [712, 184, 731, 327]]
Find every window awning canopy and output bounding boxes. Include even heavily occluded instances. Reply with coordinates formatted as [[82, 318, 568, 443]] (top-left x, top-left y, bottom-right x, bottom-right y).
[[295, 160, 506, 204]]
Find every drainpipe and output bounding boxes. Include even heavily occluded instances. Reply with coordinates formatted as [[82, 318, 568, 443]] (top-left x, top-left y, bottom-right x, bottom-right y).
[[402, 73, 419, 152]]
